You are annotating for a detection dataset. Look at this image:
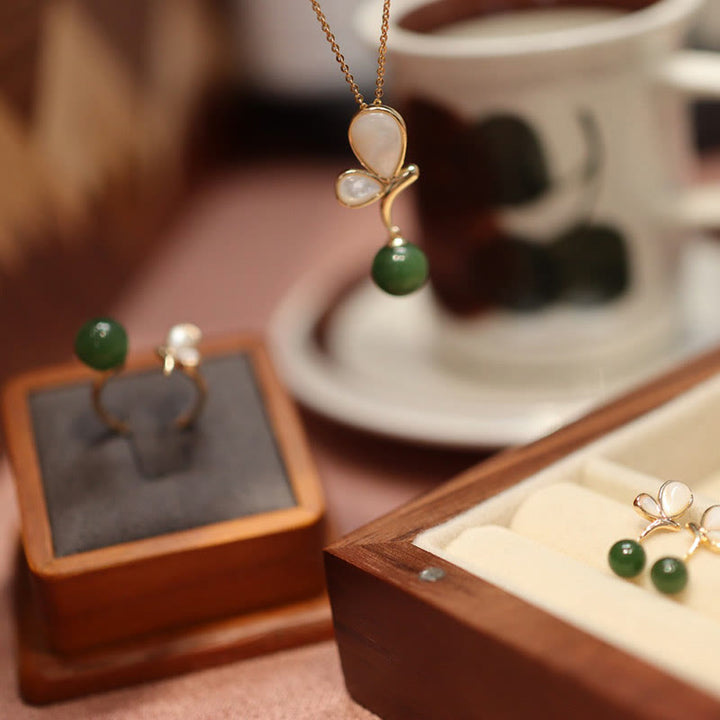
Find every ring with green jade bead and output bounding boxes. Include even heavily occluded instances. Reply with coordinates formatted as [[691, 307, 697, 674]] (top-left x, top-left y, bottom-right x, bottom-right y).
[[75, 318, 128, 371]]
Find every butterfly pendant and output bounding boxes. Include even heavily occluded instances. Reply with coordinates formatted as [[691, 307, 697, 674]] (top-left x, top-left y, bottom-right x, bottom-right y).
[[335, 105, 419, 237], [156, 323, 202, 375], [633, 480, 693, 540]]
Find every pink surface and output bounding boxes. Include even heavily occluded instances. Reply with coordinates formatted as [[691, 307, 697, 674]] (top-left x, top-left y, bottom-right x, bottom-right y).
[[0, 161, 482, 718]]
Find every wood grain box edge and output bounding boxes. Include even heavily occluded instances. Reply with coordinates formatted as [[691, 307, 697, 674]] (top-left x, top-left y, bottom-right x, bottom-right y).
[[325, 346, 720, 720], [15, 547, 333, 706], [2, 334, 327, 654]]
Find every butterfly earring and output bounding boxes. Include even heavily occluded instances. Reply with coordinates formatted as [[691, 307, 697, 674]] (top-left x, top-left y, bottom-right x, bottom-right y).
[[647, 504, 720, 594], [608, 481, 693, 589], [335, 106, 428, 296]]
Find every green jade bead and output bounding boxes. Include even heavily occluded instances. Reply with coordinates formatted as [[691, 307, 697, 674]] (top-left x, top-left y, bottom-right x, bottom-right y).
[[371, 241, 429, 296], [650, 556, 688, 594], [608, 539, 646, 578], [75, 317, 128, 371]]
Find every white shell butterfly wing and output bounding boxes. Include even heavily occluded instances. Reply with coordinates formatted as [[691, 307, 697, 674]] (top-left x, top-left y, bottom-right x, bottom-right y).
[[658, 481, 693, 519], [702, 505, 720, 550], [336, 170, 384, 207], [634, 493, 661, 520], [349, 107, 406, 179], [336, 106, 407, 208]]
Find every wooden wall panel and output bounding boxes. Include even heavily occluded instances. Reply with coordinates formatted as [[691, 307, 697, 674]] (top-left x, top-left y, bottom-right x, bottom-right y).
[[0, 0, 42, 123], [0, 0, 228, 388]]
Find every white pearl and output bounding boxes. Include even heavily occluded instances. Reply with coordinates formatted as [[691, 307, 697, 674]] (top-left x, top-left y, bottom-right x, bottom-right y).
[[167, 323, 202, 349], [660, 481, 692, 518], [176, 347, 201, 368], [337, 172, 382, 206], [349, 109, 404, 179]]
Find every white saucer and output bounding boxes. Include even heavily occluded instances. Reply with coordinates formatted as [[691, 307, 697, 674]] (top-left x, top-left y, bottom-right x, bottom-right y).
[[270, 238, 720, 448]]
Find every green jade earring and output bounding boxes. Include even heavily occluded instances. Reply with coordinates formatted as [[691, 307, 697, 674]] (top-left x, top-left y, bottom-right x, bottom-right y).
[[608, 480, 693, 594]]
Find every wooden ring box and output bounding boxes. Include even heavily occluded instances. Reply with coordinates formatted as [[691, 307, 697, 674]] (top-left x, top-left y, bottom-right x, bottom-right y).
[[2, 334, 331, 704], [326, 348, 720, 719]]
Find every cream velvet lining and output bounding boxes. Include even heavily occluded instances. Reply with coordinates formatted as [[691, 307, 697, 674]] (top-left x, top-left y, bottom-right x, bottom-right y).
[[414, 372, 720, 699]]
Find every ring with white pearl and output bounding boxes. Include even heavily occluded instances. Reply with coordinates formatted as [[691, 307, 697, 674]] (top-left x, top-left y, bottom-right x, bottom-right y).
[[75, 320, 208, 434]]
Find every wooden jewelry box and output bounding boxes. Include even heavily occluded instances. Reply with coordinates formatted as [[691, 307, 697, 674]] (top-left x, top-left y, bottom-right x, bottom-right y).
[[326, 347, 720, 720], [2, 334, 330, 704]]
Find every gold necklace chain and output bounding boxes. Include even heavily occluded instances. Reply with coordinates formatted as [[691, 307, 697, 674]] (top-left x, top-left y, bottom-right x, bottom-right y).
[[309, 0, 391, 109]]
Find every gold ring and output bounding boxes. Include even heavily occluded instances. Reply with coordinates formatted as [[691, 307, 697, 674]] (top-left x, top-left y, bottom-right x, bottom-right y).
[[75, 319, 207, 434]]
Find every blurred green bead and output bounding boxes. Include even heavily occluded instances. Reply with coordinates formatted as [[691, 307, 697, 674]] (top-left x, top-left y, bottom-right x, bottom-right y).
[[608, 539, 645, 578], [371, 242, 428, 296], [75, 318, 128, 371], [650, 557, 688, 594]]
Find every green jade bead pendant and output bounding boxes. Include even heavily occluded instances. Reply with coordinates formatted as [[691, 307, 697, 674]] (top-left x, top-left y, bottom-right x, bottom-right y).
[[75, 318, 128, 371], [372, 241, 429, 296], [608, 539, 646, 578], [650, 556, 688, 594]]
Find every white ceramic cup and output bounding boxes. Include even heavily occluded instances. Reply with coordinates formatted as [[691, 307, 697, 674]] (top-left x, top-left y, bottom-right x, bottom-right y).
[[357, 0, 720, 382]]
